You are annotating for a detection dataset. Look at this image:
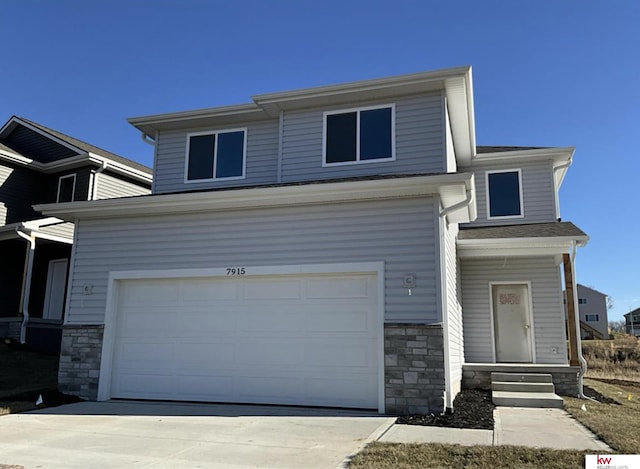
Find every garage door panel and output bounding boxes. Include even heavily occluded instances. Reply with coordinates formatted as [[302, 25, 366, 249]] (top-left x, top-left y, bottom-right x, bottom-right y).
[[180, 280, 239, 301], [111, 272, 380, 409], [242, 279, 303, 300], [306, 277, 371, 299]]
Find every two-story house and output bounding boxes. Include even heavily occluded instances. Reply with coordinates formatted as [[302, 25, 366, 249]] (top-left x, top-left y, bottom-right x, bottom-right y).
[[564, 284, 609, 340], [38, 66, 588, 414], [0, 116, 152, 353], [625, 308, 640, 336]]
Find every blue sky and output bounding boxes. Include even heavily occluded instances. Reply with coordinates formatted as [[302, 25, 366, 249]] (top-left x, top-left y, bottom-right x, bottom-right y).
[[2, 1, 638, 321]]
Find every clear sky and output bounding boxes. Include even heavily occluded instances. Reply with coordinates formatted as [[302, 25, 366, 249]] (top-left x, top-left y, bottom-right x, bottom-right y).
[[2, 1, 638, 321]]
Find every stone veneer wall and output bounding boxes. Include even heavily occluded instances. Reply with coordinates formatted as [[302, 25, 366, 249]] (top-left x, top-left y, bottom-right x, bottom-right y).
[[384, 324, 445, 415], [58, 325, 104, 400], [462, 366, 581, 396], [7, 319, 22, 340]]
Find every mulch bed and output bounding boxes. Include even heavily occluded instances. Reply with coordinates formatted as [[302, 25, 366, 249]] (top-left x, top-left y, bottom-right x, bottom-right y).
[[395, 389, 494, 429], [1, 389, 83, 408], [583, 385, 620, 405]]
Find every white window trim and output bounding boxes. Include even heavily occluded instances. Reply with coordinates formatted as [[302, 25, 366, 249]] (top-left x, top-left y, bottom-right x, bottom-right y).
[[56, 173, 76, 203], [485, 168, 525, 220], [184, 128, 248, 183], [322, 104, 396, 167]]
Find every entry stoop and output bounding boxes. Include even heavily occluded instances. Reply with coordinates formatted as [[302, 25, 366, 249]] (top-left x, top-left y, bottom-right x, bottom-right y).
[[491, 372, 564, 408]]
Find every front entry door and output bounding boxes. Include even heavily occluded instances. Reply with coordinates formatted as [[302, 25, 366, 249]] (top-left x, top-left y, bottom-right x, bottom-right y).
[[492, 283, 533, 363], [43, 259, 68, 320]]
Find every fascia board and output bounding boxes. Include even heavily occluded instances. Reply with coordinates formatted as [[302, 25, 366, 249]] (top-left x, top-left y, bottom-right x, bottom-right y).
[[87, 153, 153, 183], [35, 173, 473, 221], [469, 147, 575, 164], [127, 104, 267, 135], [457, 235, 589, 249]]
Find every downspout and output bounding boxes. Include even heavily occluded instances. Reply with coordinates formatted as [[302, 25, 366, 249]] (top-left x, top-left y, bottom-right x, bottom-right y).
[[91, 161, 108, 200], [569, 240, 594, 401], [140, 132, 155, 146], [15, 228, 36, 344]]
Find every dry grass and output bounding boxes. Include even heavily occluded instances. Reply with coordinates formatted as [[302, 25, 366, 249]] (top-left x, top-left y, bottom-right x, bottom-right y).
[[564, 378, 640, 454], [582, 335, 640, 381], [349, 443, 589, 469]]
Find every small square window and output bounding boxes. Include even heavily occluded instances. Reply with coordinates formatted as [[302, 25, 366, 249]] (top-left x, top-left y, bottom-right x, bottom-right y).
[[186, 129, 246, 182], [486, 170, 523, 218], [57, 174, 76, 203], [324, 105, 394, 166]]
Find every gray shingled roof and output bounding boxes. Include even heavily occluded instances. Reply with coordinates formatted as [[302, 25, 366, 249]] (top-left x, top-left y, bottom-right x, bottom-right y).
[[476, 146, 548, 154], [18, 117, 152, 175], [459, 222, 587, 240]]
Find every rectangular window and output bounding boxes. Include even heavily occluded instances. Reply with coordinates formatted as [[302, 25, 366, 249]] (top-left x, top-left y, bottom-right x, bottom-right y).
[[57, 174, 76, 203], [585, 314, 599, 322], [578, 298, 588, 305], [323, 105, 394, 166], [486, 169, 523, 219], [185, 129, 246, 182]]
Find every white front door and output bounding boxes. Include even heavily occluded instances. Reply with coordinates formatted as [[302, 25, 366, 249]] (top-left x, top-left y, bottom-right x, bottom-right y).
[[43, 259, 68, 320], [492, 283, 533, 363]]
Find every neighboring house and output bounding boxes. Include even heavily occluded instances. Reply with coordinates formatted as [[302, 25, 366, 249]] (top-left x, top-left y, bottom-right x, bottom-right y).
[[563, 284, 609, 340], [0, 116, 152, 352], [625, 308, 640, 336], [38, 66, 588, 414]]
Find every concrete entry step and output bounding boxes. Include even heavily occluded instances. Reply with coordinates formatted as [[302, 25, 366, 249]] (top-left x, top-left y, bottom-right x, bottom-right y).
[[492, 381, 556, 393], [491, 372, 553, 383], [492, 391, 564, 409]]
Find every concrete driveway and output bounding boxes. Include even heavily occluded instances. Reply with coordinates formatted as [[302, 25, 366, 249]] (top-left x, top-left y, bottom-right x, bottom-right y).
[[0, 401, 395, 469]]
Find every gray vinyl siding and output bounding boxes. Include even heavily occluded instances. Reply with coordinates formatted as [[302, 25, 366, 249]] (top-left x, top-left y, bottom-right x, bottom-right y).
[[460, 160, 556, 226], [281, 93, 446, 182], [4, 126, 78, 162], [153, 120, 279, 194], [460, 256, 567, 365], [38, 221, 74, 240], [67, 196, 439, 325], [0, 162, 45, 224], [95, 172, 151, 199], [443, 221, 463, 395]]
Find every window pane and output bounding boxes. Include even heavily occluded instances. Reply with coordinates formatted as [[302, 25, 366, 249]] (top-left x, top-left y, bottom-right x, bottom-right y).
[[488, 171, 521, 217], [215, 131, 245, 178], [326, 112, 356, 163], [188, 134, 215, 180], [58, 177, 74, 202], [360, 107, 392, 160]]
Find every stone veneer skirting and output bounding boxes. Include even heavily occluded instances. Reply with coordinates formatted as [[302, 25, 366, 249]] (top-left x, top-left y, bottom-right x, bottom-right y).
[[58, 325, 104, 400], [462, 364, 581, 396], [384, 324, 445, 415]]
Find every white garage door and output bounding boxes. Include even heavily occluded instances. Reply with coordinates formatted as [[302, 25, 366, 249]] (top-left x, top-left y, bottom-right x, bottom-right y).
[[110, 272, 380, 409]]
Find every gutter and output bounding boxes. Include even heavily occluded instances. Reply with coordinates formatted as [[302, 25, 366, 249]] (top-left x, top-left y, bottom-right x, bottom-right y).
[[440, 189, 473, 222], [90, 161, 108, 200], [15, 228, 36, 344]]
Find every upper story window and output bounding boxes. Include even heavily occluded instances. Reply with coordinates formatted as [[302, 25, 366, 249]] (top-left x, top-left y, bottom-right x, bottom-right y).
[[578, 298, 588, 305], [585, 314, 599, 322], [57, 174, 76, 203], [185, 129, 247, 182], [486, 169, 523, 219], [323, 105, 395, 166]]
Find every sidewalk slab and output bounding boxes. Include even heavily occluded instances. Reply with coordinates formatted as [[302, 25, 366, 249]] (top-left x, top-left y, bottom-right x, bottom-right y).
[[379, 425, 493, 446], [493, 407, 611, 451]]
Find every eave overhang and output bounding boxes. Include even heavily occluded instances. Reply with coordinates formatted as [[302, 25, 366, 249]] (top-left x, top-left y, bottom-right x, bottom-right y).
[[0, 218, 73, 244], [35, 173, 476, 223], [457, 233, 588, 258]]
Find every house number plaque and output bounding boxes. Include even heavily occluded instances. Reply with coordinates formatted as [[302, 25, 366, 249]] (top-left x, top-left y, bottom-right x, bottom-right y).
[[226, 267, 247, 276]]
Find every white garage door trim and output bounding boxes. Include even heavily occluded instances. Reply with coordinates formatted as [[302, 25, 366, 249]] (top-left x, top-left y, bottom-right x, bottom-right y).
[[97, 262, 385, 413]]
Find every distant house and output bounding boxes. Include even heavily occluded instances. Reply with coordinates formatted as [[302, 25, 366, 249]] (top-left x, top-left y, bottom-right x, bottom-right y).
[[625, 308, 640, 336], [564, 284, 609, 340], [0, 116, 152, 352]]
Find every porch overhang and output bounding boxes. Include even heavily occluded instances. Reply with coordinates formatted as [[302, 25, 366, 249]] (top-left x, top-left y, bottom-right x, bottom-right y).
[[0, 218, 74, 244], [457, 222, 588, 258]]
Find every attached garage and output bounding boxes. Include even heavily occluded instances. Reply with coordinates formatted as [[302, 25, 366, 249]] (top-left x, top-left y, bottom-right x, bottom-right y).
[[99, 265, 383, 410]]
